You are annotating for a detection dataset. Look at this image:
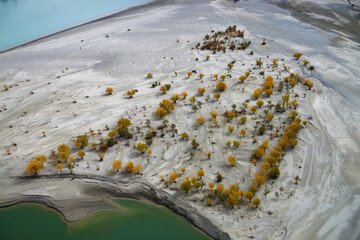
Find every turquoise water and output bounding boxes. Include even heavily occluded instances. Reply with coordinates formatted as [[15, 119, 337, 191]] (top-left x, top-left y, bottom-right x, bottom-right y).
[[0, 199, 211, 240], [0, 0, 149, 51]]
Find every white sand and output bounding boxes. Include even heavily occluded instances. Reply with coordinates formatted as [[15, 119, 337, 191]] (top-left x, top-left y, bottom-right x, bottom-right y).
[[0, 0, 359, 239]]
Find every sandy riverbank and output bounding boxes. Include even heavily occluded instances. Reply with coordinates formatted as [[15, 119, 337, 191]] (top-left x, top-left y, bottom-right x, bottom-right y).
[[0, 0, 359, 239]]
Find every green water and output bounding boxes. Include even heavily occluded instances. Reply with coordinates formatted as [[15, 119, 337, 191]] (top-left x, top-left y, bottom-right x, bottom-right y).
[[0, 199, 211, 240]]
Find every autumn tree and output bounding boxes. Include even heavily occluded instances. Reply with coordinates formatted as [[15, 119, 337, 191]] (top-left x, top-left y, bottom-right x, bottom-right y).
[[214, 93, 221, 101], [250, 106, 258, 114], [160, 85, 168, 94], [56, 163, 64, 173], [265, 113, 274, 121], [303, 79, 314, 89], [197, 88, 205, 95], [155, 108, 168, 118], [125, 161, 134, 173], [147, 73, 153, 78], [58, 144, 70, 162], [239, 129, 246, 137], [226, 111, 236, 121], [98, 151, 105, 161], [74, 135, 88, 148], [126, 89, 136, 98], [212, 119, 219, 126], [210, 110, 218, 119], [108, 130, 116, 138], [228, 125, 234, 134], [293, 52, 302, 60], [180, 132, 190, 140], [252, 198, 261, 208], [169, 172, 178, 182], [189, 96, 196, 104], [244, 191, 254, 202], [198, 73, 204, 79], [239, 75, 247, 83], [197, 169, 205, 179], [159, 99, 175, 112], [136, 142, 148, 153], [253, 88, 262, 99], [254, 148, 265, 158], [26, 160, 44, 175], [195, 117, 206, 127], [216, 81, 227, 91], [180, 179, 192, 194], [252, 173, 266, 187], [240, 116, 247, 124], [187, 72, 192, 78], [133, 163, 143, 174], [117, 118, 131, 128], [264, 89, 273, 97], [268, 165, 280, 178], [226, 184, 241, 208], [112, 160, 122, 172], [181, 92, 188, 99], [228, 156, 236, 167], [106, 87, 113, 95], [77, 150, 85, 159], [170, 93, 180, 103], [256, 100, 264, 107]]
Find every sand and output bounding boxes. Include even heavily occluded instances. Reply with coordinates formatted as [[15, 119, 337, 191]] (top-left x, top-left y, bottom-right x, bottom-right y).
[[0, 0, 359, 239]]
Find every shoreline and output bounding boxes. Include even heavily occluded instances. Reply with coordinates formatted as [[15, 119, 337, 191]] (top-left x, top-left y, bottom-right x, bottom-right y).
[[0, 174, 230, 240], [0, 0, 171, 54]]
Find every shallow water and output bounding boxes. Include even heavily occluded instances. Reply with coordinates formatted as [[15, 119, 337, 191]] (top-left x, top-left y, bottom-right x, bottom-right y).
[[0, 0, 149, 51], [0, 199, 211, 240]]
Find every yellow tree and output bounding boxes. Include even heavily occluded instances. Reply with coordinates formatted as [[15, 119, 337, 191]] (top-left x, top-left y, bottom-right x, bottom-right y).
[[197, 169, 205, 179], [195, 117, 206, 127], [56, 163, 64, 173], [228, 156, 236, 167], [75, 135, 88, 148], [240, 116, 247, 124], [197, 88, 205, 95], [226, 184, 241, 208], [250, 106, 258, 114], [26, 160, 44, 175], [210, 110, 218, 118], [187, 72, 192, 78], [169, 172, 178, 182], [189, 96, 196, 104], [125, 161, 134, 173], [136, 142, 148, 154], [159, 99, 175, 112], [108, 130, 116, 138], [256, 100, 264, 107], [160, 85, 168, 94], [112, 160, 122, 172], [181, 91, 188, 99], [214, 93, 221, 101], [155, 108, 168, 118], [239, 75, 247, 83], [180, 180, 192, 194], [117, 118, 131, 128], [170, 93, 180, 103], [216, 81, 227, 91], [106, 87, 113, 95], [244, 191, 254, 202], [126, 90, 136, 98], [98, 151, 105, 161], [77, 150, 85, 159], [252, 198, 261, 208]]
